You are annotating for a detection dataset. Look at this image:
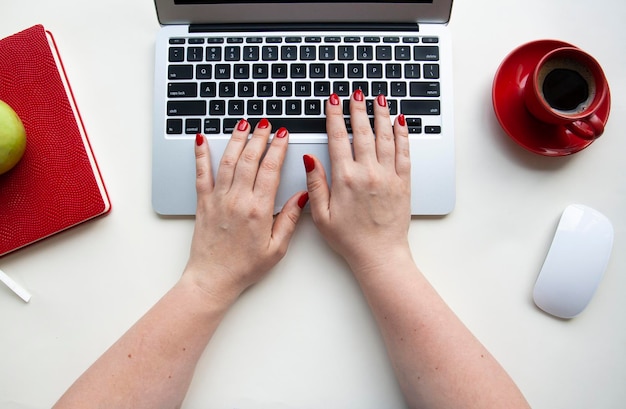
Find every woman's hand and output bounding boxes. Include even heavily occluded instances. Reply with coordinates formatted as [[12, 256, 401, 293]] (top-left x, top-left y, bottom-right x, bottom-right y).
[[184, 119, 308, 302], [304, 91, 412, 274]]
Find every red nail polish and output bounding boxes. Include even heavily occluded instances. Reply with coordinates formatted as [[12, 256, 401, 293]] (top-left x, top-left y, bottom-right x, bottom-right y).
[[297, 192, 309, 209], [353, 89, 364, 102], [258, 118, 270, 129], [237, 119, 249, 131], [303, 154, 315, 172], [377, 94, 387, 107], [195, 133, 204, 146], [276, 127, 288, 138], [329, 93, 340, 106], [398, 114, 406, 127]]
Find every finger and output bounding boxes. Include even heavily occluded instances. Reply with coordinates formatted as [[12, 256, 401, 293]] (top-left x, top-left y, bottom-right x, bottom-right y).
[[270, 190, 307, 255], [194, 133, 214, 196], [394, 114, 411, 179], [303, 154, 331, 225], [232, 118, 273, 191], [215, 118, 251, 192], [349, 89, 376, 164], [373, 94, 396, 167], [253, 126, 289, 197], [325, 93, 354, 169]]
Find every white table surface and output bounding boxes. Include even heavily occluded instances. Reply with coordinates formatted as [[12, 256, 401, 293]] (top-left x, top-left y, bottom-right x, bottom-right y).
[[1, 1, 625, 408]]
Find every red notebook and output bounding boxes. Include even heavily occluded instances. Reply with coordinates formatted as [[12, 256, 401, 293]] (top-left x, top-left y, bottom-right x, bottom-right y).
[[0, 25, 111, 257]]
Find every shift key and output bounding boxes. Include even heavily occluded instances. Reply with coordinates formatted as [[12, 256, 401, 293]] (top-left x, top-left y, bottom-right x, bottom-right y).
[[400, 100, 440, 115], [167, 100, 206, 116]]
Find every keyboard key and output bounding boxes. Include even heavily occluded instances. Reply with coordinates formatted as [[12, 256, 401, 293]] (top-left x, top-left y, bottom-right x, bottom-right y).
[[310, 64, 325, 78], [238, 82, 254, 97], [423, 64, 440, 79], [400, 100, 440, 115], [385, 63, 402, 78], [209, 100, 225, 115], [169, 38, 185, 45], [187, 47, 203, 62], [285, 36, 302, 43], [286, 100, 302, 115], [168, 65, 193, 80], [314, 81, 331, 96], [271, 64, 288, 78], [219, 82, 236, 97], [277, 82, 292, 96], [196, 65, 212, 79], [281, 46, 298, 60], [376, 46, 392, 60], [200, 82, 216, 97], [403, 36, 420, 43], [224, 46, 240, 61], [262, 46, 278, 60], [185, 118, 201, 134], [405, 64, 421, 79], [333, 82, 350, 96], [344, 36, 361, 43], [246, 37, 263, 43], [223, 119, 238, 133], [338, 46, 354, 60], [372, 82, 387, 96], [395, 46, 411, 60], [366, 63, 383, 78], [215, 64, 230, 79], [425, 126, 442, 134], [410, 82, 440, 97], [167, 100, 206, 116], [243, 46, 260, 61], [166, 118, 182, 134], [348, 63, 364, 78], [305, 36, 322, 43], [266, 100, 282, 115], [329, 63, 345, 78], [204, 119, 220, 134], [168, 83, 197, 98], [319, 46, 335, 60], [206, 46, 221, 61], [291, 64, 307, 78], [305, 100, 322, 115], [233, 64, 249, 79], [406, 117, 422, 133], [295, 82, 311, 96], [413, 46, 439, 61], [168, 47, 184, 62], [357, 46, 373, 60], [352, 82, 369, 96], [255, 118, 327, 133], [247, 100, 263, 115], [422, 37, 439, 43], [300, 45, 316, 60], [391, 82, 407, 96], [257, 82, 273, 97], [252, 64, 269, 78], [228, 100, 245, 115], [227, 37, 244, 43]]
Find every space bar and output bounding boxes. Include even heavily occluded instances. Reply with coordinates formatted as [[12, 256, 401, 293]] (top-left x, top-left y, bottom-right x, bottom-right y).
[[250, 118, 327, 134]]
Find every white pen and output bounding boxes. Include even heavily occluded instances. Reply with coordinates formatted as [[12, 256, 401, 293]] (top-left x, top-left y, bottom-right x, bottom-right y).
[[0, 268, 31, 303]]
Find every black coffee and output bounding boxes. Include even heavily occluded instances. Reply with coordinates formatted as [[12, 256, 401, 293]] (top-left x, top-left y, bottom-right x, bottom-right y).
[[542, 68, 589, 112]]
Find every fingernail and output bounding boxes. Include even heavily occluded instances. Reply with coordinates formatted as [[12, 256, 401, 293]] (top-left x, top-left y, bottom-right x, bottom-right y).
[[377, 94, 387, 107], [237, 119, 249, 131], [398, 114, 406, 127], [195, 133, 204, 146], [276, 127, 288, 138], [258, 118, 270, 129], [297, 192, 309, 209], [303, 154, 315, 172], [353, 89, 364, 102], [329, 93, 340, 106]]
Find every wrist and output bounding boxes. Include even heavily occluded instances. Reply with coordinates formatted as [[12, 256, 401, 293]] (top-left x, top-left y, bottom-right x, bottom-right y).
[[177, 265, 243, 313], [346, 242, 415, 280]]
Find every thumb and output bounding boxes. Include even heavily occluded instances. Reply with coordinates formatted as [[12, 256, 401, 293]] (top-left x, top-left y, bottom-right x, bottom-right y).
[[303, 154, 330, 223]]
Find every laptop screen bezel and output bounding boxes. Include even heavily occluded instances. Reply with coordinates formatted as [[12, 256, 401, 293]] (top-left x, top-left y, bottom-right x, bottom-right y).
[[153, 0, 453, 26]]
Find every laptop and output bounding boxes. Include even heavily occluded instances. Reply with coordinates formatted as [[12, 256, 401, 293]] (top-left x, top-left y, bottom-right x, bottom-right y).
[[152, 0, 455, 216]]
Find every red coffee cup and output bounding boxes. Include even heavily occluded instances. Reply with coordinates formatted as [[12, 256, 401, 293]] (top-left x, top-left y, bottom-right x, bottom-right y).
[[524, 47, 609, 140]]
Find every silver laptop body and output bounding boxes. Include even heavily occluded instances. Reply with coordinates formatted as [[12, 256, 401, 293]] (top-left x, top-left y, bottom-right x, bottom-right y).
[[152, 0, 455, 215]]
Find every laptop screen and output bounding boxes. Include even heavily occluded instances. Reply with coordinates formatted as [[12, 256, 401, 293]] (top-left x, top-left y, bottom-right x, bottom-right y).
[[154, 0, 453, 25]]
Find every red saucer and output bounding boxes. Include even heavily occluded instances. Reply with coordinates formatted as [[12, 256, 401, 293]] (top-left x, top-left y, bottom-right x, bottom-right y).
[[492, 40, 611, 156]]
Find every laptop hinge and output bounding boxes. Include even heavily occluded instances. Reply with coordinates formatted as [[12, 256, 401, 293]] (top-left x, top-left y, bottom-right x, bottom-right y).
[[189, 22, 419, 33]]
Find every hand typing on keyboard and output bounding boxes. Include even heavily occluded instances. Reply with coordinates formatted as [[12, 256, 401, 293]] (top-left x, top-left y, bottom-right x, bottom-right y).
[[54, 92, 530, 409]]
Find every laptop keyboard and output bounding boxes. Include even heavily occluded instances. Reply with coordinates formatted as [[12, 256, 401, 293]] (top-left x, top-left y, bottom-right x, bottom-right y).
[[165, 33, 442, 136]]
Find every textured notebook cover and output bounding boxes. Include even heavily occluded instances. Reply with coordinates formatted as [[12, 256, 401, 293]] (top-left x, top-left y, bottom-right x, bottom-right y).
[[0, 25, 111, 257]]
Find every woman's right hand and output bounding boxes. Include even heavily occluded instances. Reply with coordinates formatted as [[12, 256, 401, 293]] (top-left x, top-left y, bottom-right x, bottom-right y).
[[304, 91, 412, 274]]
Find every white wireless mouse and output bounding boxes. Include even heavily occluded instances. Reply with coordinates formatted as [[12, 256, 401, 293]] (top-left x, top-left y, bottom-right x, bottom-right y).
[[533, 204, 614, 319]]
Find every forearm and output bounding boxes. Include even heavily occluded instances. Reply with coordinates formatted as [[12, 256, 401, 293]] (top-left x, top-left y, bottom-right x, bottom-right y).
[[52, 274, 237, 409], [351, 249, 530, 409]]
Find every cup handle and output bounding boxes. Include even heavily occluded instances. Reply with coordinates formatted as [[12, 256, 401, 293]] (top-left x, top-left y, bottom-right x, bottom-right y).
[[565, 114, 605, 140]]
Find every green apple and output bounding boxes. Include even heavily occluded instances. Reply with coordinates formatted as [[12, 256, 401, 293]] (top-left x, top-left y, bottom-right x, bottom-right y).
[[0, 99, 27, 175]]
